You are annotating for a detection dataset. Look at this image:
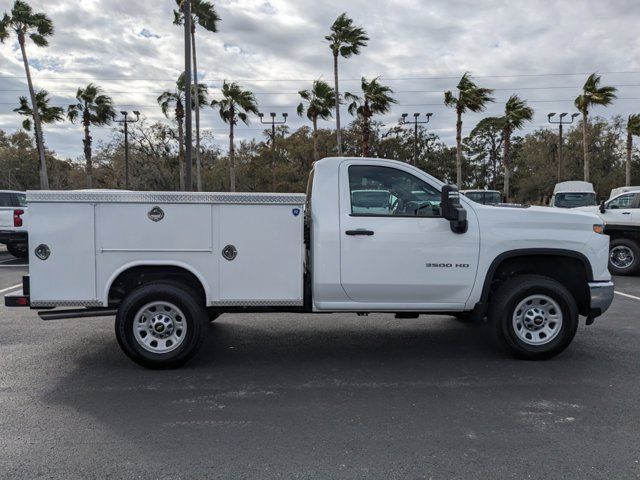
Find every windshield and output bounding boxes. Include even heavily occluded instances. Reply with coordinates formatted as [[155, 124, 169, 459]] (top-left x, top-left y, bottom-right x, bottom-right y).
[[554, 192, 597, 208]]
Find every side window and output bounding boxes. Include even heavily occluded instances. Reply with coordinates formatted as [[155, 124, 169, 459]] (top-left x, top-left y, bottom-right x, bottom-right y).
[[607, 194, 634, 209], [0, 193, 13, 207], [348, 165, 441, 217]]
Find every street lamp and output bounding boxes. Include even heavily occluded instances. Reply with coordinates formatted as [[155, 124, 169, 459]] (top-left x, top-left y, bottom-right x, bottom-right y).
[[548, 112, 579, 182], [399, 112, 433, 166], [183, 0, 193, 191], [259, 112, 288, 192], [113, 110, 140, 189]]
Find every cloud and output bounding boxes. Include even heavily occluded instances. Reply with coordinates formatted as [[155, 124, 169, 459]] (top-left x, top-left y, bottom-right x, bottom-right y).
[[0, 0, 639, 159]]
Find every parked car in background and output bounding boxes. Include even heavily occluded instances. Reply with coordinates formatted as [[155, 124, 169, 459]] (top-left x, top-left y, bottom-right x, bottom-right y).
[[549, 181, 597, 209], [576, 188, 640, 275], [609, 186, 640, 199], [462, 189, 502, 205], [0, 190, 28, 259]]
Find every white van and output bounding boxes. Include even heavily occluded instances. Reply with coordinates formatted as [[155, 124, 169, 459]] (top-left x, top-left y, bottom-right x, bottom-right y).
[[549, 181, 597, 209]]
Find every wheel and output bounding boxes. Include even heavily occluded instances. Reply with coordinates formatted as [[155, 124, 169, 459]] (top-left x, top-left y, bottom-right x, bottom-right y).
[[608, 238, 640, 276], [489, 274, 578, 360], [6, 243, 27, 259], [115, 282, 208, 369]]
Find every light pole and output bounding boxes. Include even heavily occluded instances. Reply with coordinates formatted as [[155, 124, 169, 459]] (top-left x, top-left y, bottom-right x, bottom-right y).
[[399, 112, 433, 166], [548, 112, 579, 182], [113, 110, 140, 189], [259, 112, 288, 192], [183, 0, 193, 191]]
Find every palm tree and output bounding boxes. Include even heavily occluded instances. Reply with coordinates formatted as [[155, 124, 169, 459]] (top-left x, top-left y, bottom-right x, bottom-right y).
[[14, 89, 64, 141], [444, 72, 494, 188], [210, 81, 259, 192], [173, 0, 220, 192], [345, 77, 397, 157], [157, 72, 208, 190], [501, 95, 534, 201], [626, 114, 640, 186], [574, 73, 617, 182], [325, 13, 368, 156], [297, 79, 336, 166], [67, 84, 115, 188], [1, 1, 54, 189]]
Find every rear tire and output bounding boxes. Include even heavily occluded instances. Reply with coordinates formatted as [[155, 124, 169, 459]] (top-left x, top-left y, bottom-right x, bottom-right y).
[[608, 238, 640, 276], [115, 282, 208, 369], [489, 275, 578, 360]]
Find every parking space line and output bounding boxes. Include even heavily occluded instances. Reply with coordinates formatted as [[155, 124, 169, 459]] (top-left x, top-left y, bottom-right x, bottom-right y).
[[615, 291, 640, 301], [0, 283, 22, 294]]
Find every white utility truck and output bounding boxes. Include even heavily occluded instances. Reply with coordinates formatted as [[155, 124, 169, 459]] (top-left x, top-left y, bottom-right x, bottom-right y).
[[549, 181, 597, 209], [5, 158, 614, 368], [576, 187, 640, 275]]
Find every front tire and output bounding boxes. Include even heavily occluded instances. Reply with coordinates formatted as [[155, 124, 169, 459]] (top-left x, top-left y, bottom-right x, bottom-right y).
[[489, 275, 578, 360], [608, 238, 640, 276], [115, 282, 208, 369]]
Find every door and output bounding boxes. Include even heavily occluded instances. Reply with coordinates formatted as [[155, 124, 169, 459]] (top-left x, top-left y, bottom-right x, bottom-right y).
[[603, 193, 638, 225], [339, 162, 480, 307]]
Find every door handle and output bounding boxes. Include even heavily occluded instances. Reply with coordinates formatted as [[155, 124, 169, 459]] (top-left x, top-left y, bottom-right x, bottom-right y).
[[345, 229, 375, 236], [622, 212, 631, 215]]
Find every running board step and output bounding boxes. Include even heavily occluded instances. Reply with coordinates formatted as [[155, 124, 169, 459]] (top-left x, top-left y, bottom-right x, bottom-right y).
[[39, 308, 117, 321]]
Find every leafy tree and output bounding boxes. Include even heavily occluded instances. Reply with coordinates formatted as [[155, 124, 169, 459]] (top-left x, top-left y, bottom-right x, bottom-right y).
[[210, 81, 259, 191], [345, 77, 396, 157], [0, 0, 54, 188], [574, 73, 617, 182], [444, 72, 494, 188], [157, 72, 208, 190], [325, 13, 368, 156], [625, 114, 640, 186], [173, 0, 220, 191], [297, 79, 335, 166], [67, 83, 116, 188], [465, 116, 504, 190], [14, 89, 63, 132], [501, 95, 534, 200]]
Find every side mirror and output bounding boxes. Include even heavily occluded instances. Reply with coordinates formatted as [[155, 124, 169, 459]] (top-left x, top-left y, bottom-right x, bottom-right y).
[[441, 185, 468, 234], [599, 200, 606, 213]]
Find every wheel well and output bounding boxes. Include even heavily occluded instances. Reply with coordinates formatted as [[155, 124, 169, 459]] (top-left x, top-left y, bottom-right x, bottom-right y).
[[483, 254, 591, 316], [108, 266, 206, 306]]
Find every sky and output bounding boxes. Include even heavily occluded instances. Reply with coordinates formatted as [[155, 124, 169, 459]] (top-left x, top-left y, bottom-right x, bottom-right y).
[[1, 0, 640, 161]]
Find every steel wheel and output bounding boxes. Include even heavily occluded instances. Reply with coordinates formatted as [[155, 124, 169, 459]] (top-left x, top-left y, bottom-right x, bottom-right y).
[[512, 294, 563, 346], [610, 245, 635, 270], [133, 301, 187, 354]]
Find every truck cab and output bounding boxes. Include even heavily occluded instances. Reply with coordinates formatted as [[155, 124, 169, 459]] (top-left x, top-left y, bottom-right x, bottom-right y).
[[6, 157, 614, 368]]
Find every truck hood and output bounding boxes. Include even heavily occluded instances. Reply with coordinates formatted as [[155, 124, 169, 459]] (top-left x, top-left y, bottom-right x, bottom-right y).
[[471, 203, 602, 232]]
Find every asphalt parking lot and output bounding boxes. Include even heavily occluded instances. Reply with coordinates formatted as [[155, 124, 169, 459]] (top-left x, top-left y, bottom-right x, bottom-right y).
[[0, 252, 639, 479]]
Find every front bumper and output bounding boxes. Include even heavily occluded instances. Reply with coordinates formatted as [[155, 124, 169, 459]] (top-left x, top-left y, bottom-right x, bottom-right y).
[[587, 281, 615, 322]]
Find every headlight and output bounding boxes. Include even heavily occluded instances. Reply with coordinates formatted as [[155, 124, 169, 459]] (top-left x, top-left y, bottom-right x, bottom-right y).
[[593, 224, 605, 234]]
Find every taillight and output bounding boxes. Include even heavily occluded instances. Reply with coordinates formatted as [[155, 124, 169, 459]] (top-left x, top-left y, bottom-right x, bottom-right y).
[[13, 209, 24, 227]]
